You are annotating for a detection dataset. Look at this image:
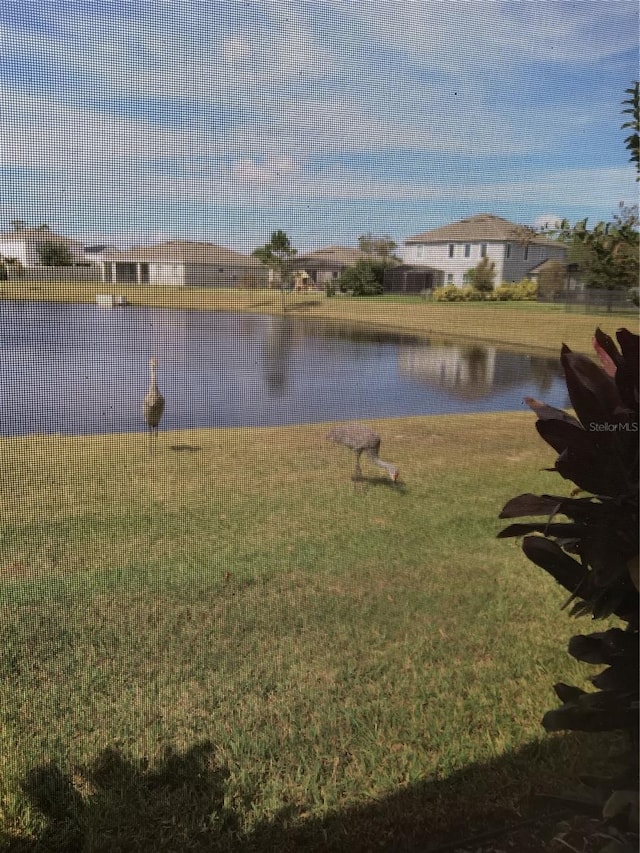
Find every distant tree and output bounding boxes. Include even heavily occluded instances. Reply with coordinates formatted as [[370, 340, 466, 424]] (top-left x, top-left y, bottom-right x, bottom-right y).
[[252, 230, 297, 288], [621, 81, 639, 179], [551, 203, 639, 293], [10, 219, 27, 232], [37, 240, 73, 266], [537, 259, 567, 300], [466, 256, 496, 293], [357, 233, 398, 262], [338, 259, 386, 296]]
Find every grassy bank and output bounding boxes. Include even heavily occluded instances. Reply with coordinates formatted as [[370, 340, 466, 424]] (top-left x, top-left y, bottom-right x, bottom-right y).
[[0, 415, 619, 850], [1, 281, 635, 354]]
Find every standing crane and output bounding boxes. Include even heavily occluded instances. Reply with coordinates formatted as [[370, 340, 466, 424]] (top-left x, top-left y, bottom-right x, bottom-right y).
[[144, 356, 165, 451], [326, 423, 399, 482]]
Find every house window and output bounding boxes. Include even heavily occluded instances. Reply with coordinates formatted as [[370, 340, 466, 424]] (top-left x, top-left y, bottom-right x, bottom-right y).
[[447, 273, 454, 284], [464, 244, 471, 258], [480, 243, 487, 258], [462, 271, 470, 284], [505, 243, 511, 259], [448, 243, 454, 258], [524, 246, 529, 261]]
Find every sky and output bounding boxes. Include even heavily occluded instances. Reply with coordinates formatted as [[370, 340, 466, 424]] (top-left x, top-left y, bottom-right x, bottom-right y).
[[0, 0, 637, 254]]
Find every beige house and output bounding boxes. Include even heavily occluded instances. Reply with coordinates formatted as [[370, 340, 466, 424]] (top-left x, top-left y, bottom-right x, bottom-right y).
[[100, 240, 269, 287], [403, 214, 567, 287], [0, 225, 89, 267]]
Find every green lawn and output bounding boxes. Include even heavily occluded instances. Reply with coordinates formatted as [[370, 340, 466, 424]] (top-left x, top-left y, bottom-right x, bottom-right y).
[[0, 415, 620, 850]]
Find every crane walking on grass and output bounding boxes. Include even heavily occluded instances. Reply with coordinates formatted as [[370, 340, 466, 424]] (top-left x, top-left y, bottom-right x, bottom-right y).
[[144, 356, 165, 451], [326, 423, 399, 482]]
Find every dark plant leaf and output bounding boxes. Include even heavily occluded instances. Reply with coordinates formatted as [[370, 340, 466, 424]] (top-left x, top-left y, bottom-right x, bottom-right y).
[[591, 662, 639, 692], [524, 396, 582, 427], [522, 536, 585, 594], [498, 493, 565, 519], [593, 329, 621, 376], [561, 349, 622, 430], [568, 629, 633, 664], [543, 693, 638, 733], [551, 438, 629, 496], [535, 418, 589, 456], [554, 682, 588, 702], [498, 522, 583, 539], [616, 329, 639, 378]]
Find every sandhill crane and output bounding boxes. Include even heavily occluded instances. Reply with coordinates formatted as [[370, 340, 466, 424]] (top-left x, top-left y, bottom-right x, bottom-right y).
[[326, 423, 399, 482], [144, 356, 165, 451]]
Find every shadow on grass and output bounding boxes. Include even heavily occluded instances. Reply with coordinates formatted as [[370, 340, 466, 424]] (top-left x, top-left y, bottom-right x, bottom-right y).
[[1, 732, 619, 852], [170, 444, 201, 453], [351, 476, 408, 492]]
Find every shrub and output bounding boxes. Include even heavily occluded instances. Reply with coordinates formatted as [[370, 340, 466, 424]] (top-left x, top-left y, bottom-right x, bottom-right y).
[[537, 261, 567, 300], [466, 256, 496, 292], [499, 328, 639, 848], [36, 241, 73, 266], [338, 260, 385, 296], [432, 285, 458, 301], [493, 280, 538, 301], [325, 282, 336, 297], [494, 285, 513, 301]]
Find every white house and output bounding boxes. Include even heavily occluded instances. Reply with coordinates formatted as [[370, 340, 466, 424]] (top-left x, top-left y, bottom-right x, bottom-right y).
[[100, 240, 269, 287], [0, 225, 89, 267], [403, 214, 567, 287]]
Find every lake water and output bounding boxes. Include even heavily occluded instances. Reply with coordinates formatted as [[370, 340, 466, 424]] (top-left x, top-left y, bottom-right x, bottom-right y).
[[0, 301, 569, 436]]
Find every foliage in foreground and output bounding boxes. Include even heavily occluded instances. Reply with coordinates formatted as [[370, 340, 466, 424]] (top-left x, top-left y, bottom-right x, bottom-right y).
[[500, 327, 639, 851]]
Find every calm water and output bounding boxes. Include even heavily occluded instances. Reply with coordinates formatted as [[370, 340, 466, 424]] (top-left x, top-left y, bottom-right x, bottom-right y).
[[0, 301, 569, 436]]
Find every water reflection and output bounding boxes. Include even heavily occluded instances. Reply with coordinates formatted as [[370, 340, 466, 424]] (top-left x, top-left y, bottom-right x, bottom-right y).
[[0, 302, 568, 436], [397, 342, 560, 399]]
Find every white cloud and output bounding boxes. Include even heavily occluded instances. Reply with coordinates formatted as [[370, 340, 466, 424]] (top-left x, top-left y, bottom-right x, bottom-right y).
[[231, 156, 301, 184]]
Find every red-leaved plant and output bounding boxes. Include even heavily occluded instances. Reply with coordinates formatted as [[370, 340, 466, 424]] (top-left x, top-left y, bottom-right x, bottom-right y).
[[499, 328, 638, 851]]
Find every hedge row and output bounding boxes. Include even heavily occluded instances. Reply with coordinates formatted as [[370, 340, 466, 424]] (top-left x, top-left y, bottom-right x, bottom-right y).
[[432, 280, 538, 302]]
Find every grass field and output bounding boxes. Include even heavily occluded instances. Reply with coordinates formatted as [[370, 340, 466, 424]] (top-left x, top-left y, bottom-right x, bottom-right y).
[[0, 414, 621, 850], [1, 281, 636, 355]]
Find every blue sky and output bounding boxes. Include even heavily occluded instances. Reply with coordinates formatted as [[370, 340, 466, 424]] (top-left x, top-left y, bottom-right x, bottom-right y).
[[0, 0, 637, 253]]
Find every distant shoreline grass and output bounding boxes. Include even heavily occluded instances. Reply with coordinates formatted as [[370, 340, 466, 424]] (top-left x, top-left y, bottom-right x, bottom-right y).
[[1, 281, 636, 355], [0, 414, 621, 849]]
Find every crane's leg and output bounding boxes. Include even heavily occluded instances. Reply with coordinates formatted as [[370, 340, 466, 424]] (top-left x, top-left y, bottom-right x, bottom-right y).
[[352, 449, 363, 481]]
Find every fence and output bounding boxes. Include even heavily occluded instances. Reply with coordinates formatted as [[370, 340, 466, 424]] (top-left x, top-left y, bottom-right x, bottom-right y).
[[538, 288, 638, 314]]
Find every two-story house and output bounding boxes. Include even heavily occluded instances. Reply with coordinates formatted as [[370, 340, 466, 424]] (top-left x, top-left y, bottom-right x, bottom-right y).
[[403, 214, 567, 288]]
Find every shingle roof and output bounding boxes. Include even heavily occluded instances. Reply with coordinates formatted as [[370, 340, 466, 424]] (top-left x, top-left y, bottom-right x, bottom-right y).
[[102, 240, 261, 266], [295, 246, 400, 267], [405, 214, 559, 247]]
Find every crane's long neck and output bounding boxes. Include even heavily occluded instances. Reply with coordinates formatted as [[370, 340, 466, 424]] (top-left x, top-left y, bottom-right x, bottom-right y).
[[149, 363, 159, 392], [372, 457, 397, 479]]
